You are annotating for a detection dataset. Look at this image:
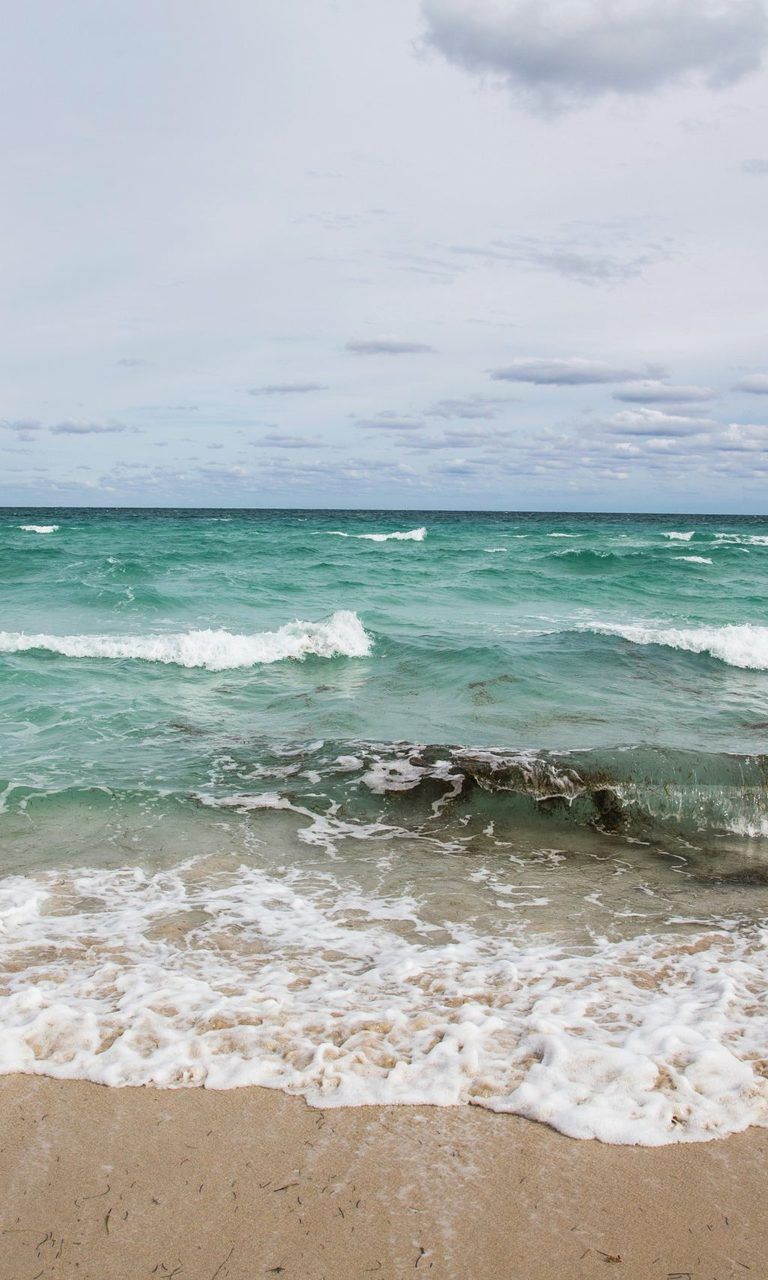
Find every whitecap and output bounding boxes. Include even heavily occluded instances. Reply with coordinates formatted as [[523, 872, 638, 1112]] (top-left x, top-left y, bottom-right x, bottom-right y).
[[0, 610, 372, 670], [673, 556, 713, 565], [19, 524, 58, 534], [662, 531, 695, 541]]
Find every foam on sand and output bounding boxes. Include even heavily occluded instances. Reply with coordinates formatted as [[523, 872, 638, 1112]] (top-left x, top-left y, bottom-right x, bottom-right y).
[[587, 622, 768, 669], [0, 855, 765, 1145], [0, 610, 372, 670]]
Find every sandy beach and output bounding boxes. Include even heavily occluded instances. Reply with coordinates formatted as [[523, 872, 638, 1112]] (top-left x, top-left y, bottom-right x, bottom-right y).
[[0, 1076, 765, 1280]]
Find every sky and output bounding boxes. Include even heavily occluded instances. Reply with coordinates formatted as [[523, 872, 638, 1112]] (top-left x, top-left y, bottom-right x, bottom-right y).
[[1, 0, 768, 512]]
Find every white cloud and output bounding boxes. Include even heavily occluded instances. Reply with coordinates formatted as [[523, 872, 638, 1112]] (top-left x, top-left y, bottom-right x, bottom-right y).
[[422, 0, 768, 108]]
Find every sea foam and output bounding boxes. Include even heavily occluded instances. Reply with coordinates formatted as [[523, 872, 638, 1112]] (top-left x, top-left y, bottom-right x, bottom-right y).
[[19, 524, 58, 534], [0, 856, 765, 1145], [0, 610, 372, 670]]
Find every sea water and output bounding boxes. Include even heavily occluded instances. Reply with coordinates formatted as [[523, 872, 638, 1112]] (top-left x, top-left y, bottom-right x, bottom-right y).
[[1, 508, 767, 1144]]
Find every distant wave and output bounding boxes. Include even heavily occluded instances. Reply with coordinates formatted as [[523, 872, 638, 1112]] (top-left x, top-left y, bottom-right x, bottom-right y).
[[673, 556, 713, 565], [662, 531, 694, 541], [19, 524, 58, 534], [325, 527, 426, 542], [587, 622, 768, 670], [0, 610, 372, 670], [716, 533, 768, 547]]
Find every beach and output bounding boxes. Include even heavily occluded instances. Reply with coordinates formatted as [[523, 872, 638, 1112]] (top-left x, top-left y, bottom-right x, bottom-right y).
[[1, 1075, 766, 1279]]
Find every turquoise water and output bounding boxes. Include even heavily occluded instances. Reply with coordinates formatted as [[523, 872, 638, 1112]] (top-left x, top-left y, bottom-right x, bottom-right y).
[[1, 509, 767, 1144]]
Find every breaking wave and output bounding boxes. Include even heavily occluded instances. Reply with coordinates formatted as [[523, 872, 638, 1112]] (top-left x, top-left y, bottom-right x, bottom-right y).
[[587, 623, 768, 670], [0, 610, 372, 670], [325, 527, 426, 542], [19, 524, 58, 534]]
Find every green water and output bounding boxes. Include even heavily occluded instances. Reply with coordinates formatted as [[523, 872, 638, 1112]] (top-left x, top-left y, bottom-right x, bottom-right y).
[[1, 508, 767, 1142]]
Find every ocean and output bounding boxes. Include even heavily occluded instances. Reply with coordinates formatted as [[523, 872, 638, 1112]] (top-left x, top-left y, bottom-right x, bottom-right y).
[[1, 507, 767, 1145]]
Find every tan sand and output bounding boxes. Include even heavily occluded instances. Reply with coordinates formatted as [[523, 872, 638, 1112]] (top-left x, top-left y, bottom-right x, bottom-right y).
[[0, 1075, 765, 1280]]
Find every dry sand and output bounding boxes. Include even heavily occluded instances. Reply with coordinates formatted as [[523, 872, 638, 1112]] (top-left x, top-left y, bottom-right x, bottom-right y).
[[0, 1075, 765, 1279]]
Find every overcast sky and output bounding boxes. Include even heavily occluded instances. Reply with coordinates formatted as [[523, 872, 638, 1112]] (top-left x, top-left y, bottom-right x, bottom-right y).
[[2, 0, 768, 512]]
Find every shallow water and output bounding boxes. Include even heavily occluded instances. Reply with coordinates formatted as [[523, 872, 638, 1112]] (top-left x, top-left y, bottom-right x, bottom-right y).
[[1, 508, 767, 1143]]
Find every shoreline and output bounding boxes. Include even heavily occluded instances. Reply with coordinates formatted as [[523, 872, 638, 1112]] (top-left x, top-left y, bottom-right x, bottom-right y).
[[1, 1076, 766, 1279]]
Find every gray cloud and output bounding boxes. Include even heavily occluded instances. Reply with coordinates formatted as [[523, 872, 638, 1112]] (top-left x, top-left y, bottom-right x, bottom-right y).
[[491, 358, 663, 386], [116, 357, 150, 367], [250, 432, 326, 449], [425, 395, 513, 419], [345, 338, 435, 355], [612, 380, 716, 404], [356, 415, 425, 431], [422, 0, 768, 108], [733, 373, 768, 393], [742, 158, 768, 174], [450, 238, 664, 285], [247, 381, 328, 396], [50, 420, 137, 435], [1, 418, 42, 440]]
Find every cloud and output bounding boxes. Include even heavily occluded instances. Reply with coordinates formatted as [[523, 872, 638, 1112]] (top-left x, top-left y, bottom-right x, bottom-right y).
[[247, 381, 328, 396], [1, 418, 42, 441], [604, 408, 718, 436], [742, 158, 768, 174], [421, 0, 768, 108], [490, 358, 663, 385], [356, 415, 425, 431], [612, 380, 716, 404], [425, 395, 512, 419], [733, 373, 768, 394], [50, 420, 136, 435], [450, 237, 664, 284], [250, 432, 325, 449], [116, 357, 150, 367], [345, 338, 435, 355]]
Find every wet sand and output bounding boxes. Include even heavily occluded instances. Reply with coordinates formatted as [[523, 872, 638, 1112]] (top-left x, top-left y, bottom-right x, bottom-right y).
[[0, 1075, 765, 1279]]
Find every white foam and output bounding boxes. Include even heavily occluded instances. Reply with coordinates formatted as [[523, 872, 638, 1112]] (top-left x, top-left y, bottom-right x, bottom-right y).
[[0, 610, 372, 670], [484, 547, 507, 553], [325, 527, 426, 542], [673, 556, 713, 565], [662, 531, 695, 541], [588, 622, 768, 670], [0, 857, 766, 1145], [19, 524, 58, 534], [547, 532, 579, 538]]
